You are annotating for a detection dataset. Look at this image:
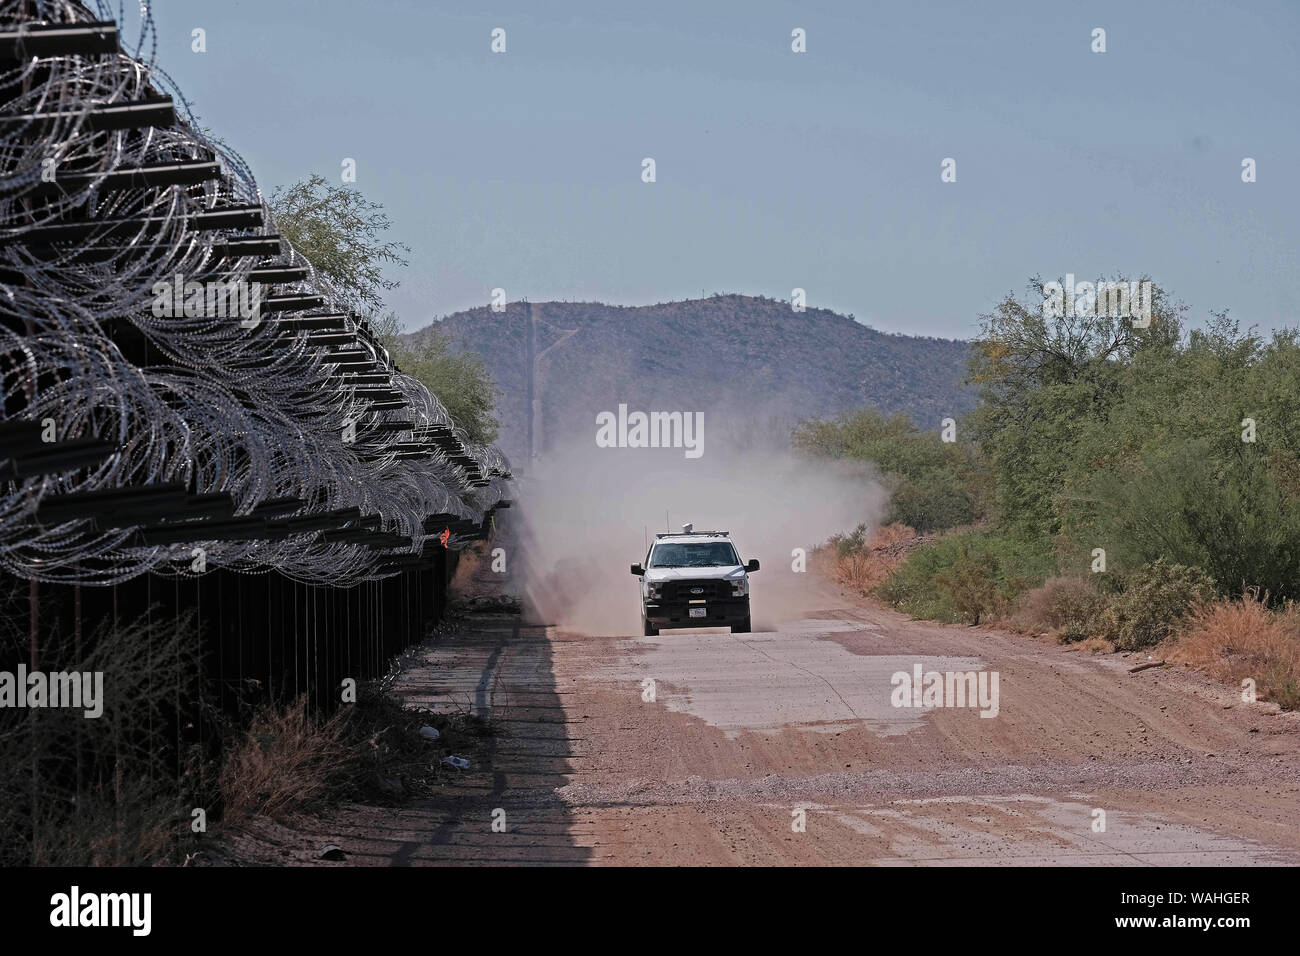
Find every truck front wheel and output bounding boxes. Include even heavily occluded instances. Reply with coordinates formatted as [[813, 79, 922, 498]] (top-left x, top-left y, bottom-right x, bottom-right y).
[[732, 617, 751, 634], [643, 619, 659, 636]]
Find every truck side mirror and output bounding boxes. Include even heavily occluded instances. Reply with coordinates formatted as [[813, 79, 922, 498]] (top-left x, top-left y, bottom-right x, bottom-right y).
[[746, 559, 760, 572], [631, 564, 645, 576]]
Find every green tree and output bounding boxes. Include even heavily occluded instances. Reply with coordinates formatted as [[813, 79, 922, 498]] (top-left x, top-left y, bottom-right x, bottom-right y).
[[270, 174, 410, 311], [371, 313, 500, 445], [793, 408, 988, 532], [270, 177, 500, 445], [967, 275, 1180, 536], [1059, 316, 1300, 601]]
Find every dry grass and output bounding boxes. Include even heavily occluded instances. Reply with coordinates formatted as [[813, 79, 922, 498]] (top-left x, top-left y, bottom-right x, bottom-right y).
[[1065, 635, 1116, 655], [1165, 592, 1300, 710], [217, 689, 498, 827], [217, 697, 351, 823], [825, 523, 921, 593], [0, 603, 208, 866], [32, 775, 181, 866]]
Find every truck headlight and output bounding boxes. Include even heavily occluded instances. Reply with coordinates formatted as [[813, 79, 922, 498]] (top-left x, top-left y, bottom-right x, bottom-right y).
[[645, 582, 663, 600], [731, 578, 748, 597]]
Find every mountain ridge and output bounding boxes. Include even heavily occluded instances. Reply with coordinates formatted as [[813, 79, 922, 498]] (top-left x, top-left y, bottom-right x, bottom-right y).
[[404, 294, 975, 463]]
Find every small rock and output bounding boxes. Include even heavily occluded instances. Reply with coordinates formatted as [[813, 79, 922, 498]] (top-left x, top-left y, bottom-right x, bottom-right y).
[[418, 725, 441, 741], [442, 755, 470, 770]]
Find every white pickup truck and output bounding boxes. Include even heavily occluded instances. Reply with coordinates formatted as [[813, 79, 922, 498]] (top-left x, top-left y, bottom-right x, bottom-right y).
[[630, 525, 759, 636]]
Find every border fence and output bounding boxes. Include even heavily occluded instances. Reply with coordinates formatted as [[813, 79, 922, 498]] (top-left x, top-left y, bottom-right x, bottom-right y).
[[1, 0, 511, 706]]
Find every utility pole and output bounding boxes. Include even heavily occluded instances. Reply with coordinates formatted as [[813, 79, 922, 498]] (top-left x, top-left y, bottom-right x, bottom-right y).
[[530, 302, 543, 462], [525, 299, 578, 465], [524, 299, 534, 463]]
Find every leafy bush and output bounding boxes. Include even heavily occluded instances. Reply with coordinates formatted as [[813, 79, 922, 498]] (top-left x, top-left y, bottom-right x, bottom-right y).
[[934, 544, 1003, 624], [1073, 442, 1300, 605], [876, 530, 1055, 624], [887, 471, 976, 532], [1008, 561, 1216, 648], [1097, 560, 1217, 650], [795, 409, 987, 533], [829, 523, 871, 558]]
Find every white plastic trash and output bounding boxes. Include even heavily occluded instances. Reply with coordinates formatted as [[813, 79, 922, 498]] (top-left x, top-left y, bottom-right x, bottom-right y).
[[441, 755, 470, 770]]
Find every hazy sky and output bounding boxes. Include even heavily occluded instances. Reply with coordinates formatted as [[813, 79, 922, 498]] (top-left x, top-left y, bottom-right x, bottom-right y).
[[143, 0, 1299, 339]]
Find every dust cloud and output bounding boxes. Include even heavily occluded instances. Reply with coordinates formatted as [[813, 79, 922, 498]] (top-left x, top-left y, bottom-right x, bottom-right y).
[[512, 429, 885, 635]]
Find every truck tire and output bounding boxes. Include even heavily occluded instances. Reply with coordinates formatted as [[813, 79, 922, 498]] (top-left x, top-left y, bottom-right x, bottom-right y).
[[643, 620, 659, 636], [732, 617, 751, 634]]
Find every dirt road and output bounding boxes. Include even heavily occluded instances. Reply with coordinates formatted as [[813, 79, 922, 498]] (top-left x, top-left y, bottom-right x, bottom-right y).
[[232, 572, 1300, 866]]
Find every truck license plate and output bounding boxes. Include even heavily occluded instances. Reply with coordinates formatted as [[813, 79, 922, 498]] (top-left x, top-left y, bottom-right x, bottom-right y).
[[689, 607, 706, 618]]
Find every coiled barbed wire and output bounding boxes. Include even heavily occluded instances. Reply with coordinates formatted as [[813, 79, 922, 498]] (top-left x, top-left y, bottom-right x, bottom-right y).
[[0, 0, 511, 586]]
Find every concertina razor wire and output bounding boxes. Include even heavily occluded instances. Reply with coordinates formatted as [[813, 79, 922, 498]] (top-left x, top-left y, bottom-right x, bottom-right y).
[[0, 0, 512, 587]]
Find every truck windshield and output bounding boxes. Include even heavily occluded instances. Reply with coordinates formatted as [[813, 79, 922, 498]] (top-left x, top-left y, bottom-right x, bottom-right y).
[[649, 542, 740, 568]]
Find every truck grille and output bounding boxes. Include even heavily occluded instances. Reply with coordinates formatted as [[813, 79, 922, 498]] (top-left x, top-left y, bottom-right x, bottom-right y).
[[662, 579, 726, 601]]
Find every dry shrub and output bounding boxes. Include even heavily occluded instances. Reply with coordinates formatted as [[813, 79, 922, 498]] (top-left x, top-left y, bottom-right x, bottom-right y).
[[1009, 576, 1106, 642], [0, 603, 207, 866], [1166, 592, 1300, 710], [1069, 636, 1116, 655], [218, 696, 351, 822], [826, 523, 920, 593], [871, 523, 920, 550], [835, 551, 897, 593], [217, 689, 496, 825], [1010, 561, 1216, 649], [32, 774, 180, 867]]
